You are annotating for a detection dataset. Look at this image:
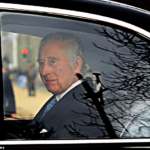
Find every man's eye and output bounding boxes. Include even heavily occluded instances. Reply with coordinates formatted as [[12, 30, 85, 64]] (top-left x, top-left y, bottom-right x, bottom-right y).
[[39, 62, 44, 66], [50, 60, 56, 64]]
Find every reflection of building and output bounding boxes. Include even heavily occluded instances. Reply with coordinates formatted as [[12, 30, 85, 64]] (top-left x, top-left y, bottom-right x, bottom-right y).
[[1, 32, 45, 90], [2, 32, 41, 72], [2, 33, 19, 69]]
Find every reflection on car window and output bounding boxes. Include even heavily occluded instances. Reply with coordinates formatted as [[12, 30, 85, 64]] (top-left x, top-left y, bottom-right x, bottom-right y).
[[1, 12, 150, 139]]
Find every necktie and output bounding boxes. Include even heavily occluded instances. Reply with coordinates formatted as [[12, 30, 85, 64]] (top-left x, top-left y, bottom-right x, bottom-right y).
[[42, 97, 57, 117]]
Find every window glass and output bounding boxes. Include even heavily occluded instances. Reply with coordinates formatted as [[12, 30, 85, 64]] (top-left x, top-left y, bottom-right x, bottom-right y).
[[1, 12, 150, 139]]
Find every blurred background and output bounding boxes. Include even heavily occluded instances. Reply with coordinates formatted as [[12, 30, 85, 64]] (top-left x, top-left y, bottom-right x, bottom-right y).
[[2, 32, 52, 119]]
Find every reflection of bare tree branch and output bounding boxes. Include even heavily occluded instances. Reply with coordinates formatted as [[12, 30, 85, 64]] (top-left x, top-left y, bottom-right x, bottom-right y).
[[71, 90, 113, 137], [93, 25, 150, 137], [76, 73, 117, 138], [95, 27, 149, 50], [64, 122, 88, 138], [107, 113, 130, 135]]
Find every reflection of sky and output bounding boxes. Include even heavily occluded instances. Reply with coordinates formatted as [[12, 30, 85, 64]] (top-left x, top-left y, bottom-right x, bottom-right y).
[[81, 34, 129, 85]]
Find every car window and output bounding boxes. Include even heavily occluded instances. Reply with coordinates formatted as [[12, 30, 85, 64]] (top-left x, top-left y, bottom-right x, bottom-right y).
[[1, 11, 150, 139]]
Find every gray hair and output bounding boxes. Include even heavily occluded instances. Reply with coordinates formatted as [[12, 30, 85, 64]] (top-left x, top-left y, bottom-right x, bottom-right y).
[[39, 32, 92, 76]]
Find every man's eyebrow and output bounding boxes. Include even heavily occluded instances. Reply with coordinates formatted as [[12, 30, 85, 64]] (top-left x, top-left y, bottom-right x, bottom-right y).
[[37, 59, 44, 62], [37, 57, 57, 62], [48, 56, 57, 60]]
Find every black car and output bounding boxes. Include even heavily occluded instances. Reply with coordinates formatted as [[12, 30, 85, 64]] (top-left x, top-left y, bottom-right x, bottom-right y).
[[1, 0, 150, 149]]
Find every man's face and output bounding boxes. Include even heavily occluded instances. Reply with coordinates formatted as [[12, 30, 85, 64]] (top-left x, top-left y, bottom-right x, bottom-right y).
[[38, 41, 81, 95]]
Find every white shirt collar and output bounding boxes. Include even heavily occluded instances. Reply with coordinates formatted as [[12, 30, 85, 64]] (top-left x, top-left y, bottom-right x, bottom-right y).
[[56, 79, 84, 101]]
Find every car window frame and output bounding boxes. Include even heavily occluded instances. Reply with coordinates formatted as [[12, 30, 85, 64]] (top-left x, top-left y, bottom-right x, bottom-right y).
[[1, 1, 150, 147]]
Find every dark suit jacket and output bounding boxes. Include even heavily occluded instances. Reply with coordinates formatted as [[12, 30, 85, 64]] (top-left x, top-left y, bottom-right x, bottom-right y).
[[27, 81, 108, 139]]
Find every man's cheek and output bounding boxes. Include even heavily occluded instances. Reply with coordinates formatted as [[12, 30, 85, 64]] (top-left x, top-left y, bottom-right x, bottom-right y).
[[57, 67, 65, 76]]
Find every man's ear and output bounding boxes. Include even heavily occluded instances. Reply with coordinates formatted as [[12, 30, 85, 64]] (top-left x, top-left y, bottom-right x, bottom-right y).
[[73, 56, 82, 74]]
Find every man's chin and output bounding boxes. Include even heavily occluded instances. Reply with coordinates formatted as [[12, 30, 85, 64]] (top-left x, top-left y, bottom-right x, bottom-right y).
[[47, 88, 59, 95]]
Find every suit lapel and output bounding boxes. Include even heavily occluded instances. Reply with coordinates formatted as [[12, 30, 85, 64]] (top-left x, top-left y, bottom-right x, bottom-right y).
[[33, 95, 55, 123], [43, 91, 74, 123], [42, 83, 85, 125]]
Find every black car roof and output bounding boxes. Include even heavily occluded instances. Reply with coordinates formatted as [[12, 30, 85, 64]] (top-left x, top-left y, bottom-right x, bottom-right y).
[[0, 0, 150, 32]]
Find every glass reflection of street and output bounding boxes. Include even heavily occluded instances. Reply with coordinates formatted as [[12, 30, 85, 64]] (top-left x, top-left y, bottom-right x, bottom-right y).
[[12, 83, 52, 119]]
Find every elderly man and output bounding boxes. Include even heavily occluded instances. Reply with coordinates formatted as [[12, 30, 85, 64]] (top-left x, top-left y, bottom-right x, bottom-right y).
[[27, 32, 108, 139]]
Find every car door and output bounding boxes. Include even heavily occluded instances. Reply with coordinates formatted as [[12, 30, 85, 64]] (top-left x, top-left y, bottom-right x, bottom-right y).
[[1, 0, 150, 148]]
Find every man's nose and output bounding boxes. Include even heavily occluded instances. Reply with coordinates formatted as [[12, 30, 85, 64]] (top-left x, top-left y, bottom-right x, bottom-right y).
[[41, 63, 52, 75]]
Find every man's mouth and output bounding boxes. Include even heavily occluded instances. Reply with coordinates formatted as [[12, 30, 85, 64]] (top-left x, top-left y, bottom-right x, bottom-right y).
[[45, 79, 57, 83]]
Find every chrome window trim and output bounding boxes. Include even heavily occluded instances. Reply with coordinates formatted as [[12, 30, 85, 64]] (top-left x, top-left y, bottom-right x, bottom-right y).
[[1, 138, 150, 145], [0, 3, 150, 39]]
